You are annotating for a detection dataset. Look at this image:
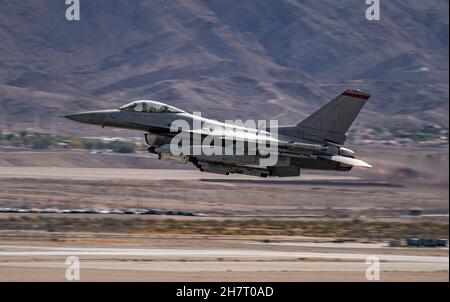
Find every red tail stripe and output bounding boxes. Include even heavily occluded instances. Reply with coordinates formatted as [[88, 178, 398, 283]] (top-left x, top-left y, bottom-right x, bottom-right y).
[[342, 92, 370, 100]]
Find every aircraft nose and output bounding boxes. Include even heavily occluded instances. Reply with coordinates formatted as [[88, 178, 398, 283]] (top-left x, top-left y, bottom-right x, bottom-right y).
[[65, 113, 88, 123], [64, 112, 105, 125]]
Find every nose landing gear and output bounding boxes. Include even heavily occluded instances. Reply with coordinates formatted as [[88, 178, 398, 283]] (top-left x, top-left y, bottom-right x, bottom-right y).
[[147, 146, 158, 154]]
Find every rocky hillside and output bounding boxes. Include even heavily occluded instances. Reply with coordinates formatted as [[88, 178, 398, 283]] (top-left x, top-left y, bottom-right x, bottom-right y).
[[0, 0, 448, 135]]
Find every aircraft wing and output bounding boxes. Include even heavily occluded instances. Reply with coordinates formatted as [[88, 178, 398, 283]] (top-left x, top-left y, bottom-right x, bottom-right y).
[[182, 130, 371, 168], [184, 129, 326, 154]]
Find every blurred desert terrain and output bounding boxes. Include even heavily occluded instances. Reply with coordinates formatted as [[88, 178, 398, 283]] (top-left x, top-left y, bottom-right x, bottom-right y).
[[0, 0, 448, 282], [0, 144, 448, 281]]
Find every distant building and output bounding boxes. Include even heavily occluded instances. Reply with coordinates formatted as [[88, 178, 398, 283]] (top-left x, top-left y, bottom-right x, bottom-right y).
[[407, 238, 448, 247], [408, 207, 423, 216]]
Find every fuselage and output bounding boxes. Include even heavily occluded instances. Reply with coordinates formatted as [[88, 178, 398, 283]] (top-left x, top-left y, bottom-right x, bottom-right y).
[[65, 98, 371, 177], [65, 103, 318, 146]]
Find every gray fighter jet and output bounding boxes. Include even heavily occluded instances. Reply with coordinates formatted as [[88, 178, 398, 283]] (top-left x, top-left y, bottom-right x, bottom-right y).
[[65, 89, 372, 177]]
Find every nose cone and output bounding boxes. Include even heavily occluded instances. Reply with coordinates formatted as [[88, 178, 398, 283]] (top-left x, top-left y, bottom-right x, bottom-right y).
[[64, 110, 117, 126], [65, 113, 94, 124], [65, 112, 105, 126]]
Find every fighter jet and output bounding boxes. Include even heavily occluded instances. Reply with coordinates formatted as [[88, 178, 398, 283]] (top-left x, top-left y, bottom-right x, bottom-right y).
[[65, 89, 372, 177]]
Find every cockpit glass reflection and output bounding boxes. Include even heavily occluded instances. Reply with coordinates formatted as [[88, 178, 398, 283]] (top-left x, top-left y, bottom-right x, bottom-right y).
[[119, 100, 183, 113]]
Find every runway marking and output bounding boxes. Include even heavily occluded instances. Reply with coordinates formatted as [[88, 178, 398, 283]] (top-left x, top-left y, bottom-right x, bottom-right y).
[[0, 167, 363, 182], [0, 246, 447, 264], [0, 261, 446, 272]]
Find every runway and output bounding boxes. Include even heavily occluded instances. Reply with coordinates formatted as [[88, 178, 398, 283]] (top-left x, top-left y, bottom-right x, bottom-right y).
[[0, 261, 446, 273], [0, 166, 447, 281], [0, 167, 360, 182], [0, 166, 446, 218], [0, 245, 447, 276], [0, 245, 448, 263]]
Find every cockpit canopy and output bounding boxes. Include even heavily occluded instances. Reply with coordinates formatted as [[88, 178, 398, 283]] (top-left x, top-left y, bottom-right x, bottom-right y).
[[118, 100, 183, 113]]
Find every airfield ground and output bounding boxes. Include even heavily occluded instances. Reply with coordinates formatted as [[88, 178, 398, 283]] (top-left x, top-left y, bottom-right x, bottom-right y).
[[0, 232, 448, 281], [0, 146, 448, 281]]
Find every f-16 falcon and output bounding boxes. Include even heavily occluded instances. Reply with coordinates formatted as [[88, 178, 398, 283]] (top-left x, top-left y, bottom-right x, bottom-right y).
[[65, 90, 372, 177]]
